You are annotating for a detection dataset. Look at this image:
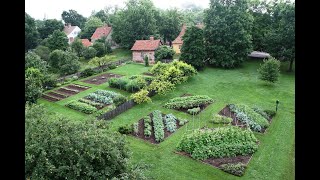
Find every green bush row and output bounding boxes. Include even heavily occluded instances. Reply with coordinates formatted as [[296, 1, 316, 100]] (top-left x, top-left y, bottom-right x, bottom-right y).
[[176, 126, 258, 160], [66, 100, 97, 114], [164, 95, 214, 109], [164, 113, 177, 133], [108, 75, 149, 93], [152, 110, 165, 142]]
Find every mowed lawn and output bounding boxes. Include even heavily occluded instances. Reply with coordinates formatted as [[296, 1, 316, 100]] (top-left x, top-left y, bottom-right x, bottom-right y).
[[39, 60, 295, 180]]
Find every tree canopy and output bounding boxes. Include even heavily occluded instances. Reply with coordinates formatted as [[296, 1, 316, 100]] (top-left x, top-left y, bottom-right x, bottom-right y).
[[61, 9, 87, 29], [25, 12, 39, 51], [25, 51, 49, 74], [37, 19, 64, 40], [158, 9, 183, 43], [25, 67, 44, 104], [46, 30, 69, 51], [80, 16, 104, 39]]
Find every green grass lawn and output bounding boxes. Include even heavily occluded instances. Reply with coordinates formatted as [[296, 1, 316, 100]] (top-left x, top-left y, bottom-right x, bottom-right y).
[[39, 60, 295, 180]]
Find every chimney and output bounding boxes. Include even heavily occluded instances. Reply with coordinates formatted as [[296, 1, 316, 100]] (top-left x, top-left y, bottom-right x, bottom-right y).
[[150, 36, 154, 41]]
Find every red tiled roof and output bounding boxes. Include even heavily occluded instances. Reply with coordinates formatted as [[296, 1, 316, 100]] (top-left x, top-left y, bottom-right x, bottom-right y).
[[91, 25, 112, 40], [131, 39, 161, 51], [172, 24, 187, 44], [63, 25, 77, 36], [81, 39, 92, 47]]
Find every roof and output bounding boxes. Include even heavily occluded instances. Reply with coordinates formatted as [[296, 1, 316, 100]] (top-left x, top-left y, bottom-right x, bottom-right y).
[[131, 39, 161, 51], [63, 25, 78, 35], [172, 24, 187, 44], [81, 39, 92, 47], [248, 51, 271, 58], [91, 25, 112, 40]]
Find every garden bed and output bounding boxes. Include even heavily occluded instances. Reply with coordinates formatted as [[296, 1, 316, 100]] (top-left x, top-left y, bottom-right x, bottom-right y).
[[65, 84, 90, 91], [47, 91, 69, 99], [218, 105, 273, 133], [42, 84, 91, 102], [131, 112, 188, 144], [41, 94, 60, 102], [82, 73, 123, 85]]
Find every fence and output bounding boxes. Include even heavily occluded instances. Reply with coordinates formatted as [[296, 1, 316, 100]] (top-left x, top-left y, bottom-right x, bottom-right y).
[[56, 59, 131, 83], [98, 99, 136, 120]]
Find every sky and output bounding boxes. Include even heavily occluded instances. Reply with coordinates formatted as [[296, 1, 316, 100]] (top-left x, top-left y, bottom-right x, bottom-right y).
[[25, 0, 210, 20]]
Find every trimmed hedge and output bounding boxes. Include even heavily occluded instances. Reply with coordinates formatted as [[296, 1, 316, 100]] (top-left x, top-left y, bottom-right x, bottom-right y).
[[164, 95, 214, 109], [66, 100, 97, 114]]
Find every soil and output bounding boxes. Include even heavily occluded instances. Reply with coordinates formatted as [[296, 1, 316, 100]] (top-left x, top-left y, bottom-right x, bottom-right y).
[[65, 84, 90, 91], [47, 91, 68, 99], [218, 105, 273, 133], [131, 112, 187, 144], [41, 94, 60, 102], [55, 88, 78, 96], [82, 73, 123, 85]]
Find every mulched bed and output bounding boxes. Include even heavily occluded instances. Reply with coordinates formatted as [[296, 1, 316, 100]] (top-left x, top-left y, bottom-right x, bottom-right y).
[[41, 94, 60, 102], [54, 88, 78, 96], [82, 73, 123, 85], [218, 105, 273, 133], [131, 112, 187, 144], [47, 91, 68, 99]]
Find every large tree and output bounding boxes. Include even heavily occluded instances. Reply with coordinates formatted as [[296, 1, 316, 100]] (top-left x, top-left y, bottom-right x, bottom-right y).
[[25, 12, 39, 51], [61, 9, 87, 29], [112, 0, 158, 49], [204, 0, 253, 68], [71, 38, 85, 57], [25, 67, 44, 104], [37, 19, 64, 40], [25, 51, 48, 73], [80, 16, 104, 39], [34, 45, 51, 61], [264, 0, 295, 72], [158, 8, 183, 43], [25, 104, 148, 179], [180, 26, 205, 70], [48, 50, 80, 75], [46, 30, 69, 51]]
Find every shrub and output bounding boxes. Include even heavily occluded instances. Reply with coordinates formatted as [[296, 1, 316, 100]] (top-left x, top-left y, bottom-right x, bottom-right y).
[[81, 68, 96, 78], [108, 64, 117, 69], [211, 114, 232, 124], [152, 110, 165, 142], [264, 109, 276, 118], [154, 45, 175, 61], [83, 47, 97, 60], [252, 106, 269, 120], [257, 57, 281, 83], [131, 89, 152, 104], [144, 56, 149, 67], [187, 107, 201, 115], [164, 95, 214, 109], [108, 77, 129, 90], [42, 74, 57, 90], [66, 100, 97, 114], [176, 126, 258, 160], [179, 119, 188, 126], [164, 114, 177, 133], [118, 125, 133, 134], [220, 163, 246, 176], [78, 98, 104, 108]]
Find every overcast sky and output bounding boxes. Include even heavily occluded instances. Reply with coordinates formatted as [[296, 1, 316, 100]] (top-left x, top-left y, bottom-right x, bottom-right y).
[[25, 0, 210, 20]]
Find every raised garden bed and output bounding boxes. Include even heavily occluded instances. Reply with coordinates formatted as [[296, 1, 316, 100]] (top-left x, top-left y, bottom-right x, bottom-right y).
[[164, 95, 214, 115], [47, 91, 69, 99], [42, 84, 91, 102], [218, 104, 274, 133], [41, 94, 60, 102], [130, 111, 188, 144], [65, 84, 90, 91], [82, 73, 123, 85]]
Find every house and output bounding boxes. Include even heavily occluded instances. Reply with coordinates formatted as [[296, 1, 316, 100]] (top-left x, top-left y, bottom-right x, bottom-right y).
[[172, 23, 204, 54], [63, 23, 81, 44], [81, 39, 92, 47], [131, 36, 161, 63], [91, 25, 117, 48]]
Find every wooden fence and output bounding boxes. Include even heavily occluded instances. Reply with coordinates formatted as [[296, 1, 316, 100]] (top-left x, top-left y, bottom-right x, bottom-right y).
[[97, 99, 136, 120]]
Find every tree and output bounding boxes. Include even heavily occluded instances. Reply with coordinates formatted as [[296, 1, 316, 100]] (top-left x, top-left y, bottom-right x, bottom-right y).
[[25, 51, 48, 73], [154, 45, 175, 62], [34, 45, 51, 61], [88, 55, 116, 68], [71, 38, 85, 56], [181, 6, 205, 26], [144, 56, 149, 67], [96, 36, 113, 54], [25, 67, 44, 104], [25, 12, 39, 51], [92, 9, 110, 24], [180, 26, 205, 70], [93, 42, 106, 57], [257, 57, 281, 83], [158, 8, 183, 43], [80, 16, 104, 39], [130, 89, 152, 104], [83, 47, 97, 59], [264, 0, 295, 72], [47, 30, 69, 51], [25, 104, 148, 179], [48, 50, 80, 75], [37, 19, 64, 40], [112, 0, 159, 48], [61, 9, 87, 29], [204, 0, 253, 68]]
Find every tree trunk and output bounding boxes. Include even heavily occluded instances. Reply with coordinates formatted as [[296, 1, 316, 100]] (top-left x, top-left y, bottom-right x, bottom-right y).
[[288, 59, 294, 72]]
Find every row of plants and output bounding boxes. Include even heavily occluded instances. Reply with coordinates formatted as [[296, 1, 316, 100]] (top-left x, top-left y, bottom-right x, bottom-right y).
[[164, 114, 177, 133], [78, 98, 104, 109], [60, 87, 80, 93], [66, 100, 97, 114], [85, 90, 127, 106], [228, 104, 270, 132], [176, 126, 259, 160], [152, 110, 165, 142], [210, 114, 233, 124], [164, 95, 214, 109], [108, 75, 153, 93], [144, 116, 152, 137]]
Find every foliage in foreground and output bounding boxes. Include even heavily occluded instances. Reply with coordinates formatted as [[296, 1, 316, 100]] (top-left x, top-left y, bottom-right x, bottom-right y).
[[176, 126, 258, 160], [25, 104, 149, 179], [130, 89, 152, 104], [164, 95, 213, 109], [257, 57, 281, 83], [220, 163, 246, 176]]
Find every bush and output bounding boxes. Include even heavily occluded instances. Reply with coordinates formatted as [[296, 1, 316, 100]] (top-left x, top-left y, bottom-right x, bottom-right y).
[[83, 47, 97, 60], [144, 56, 149, 67], [108, 77, 129, 90], [81, 68, 96, 77], [164, 95, 214, 109], [118, 125, 133, 134], [187, 107, 201, 115], [108, 64, 117, 69], [264, 109, 276, 118], [178, 119, 188, 126], [66, 100, 97, 114], [131, 89, 152, 104], [211, 114, 232, 124], [26, 104, 134, 179], [176, 126, 258, 160], [93, 42, 106, 57], [252, 106, 269, 120], [220, 163, 246, 176], [155, 45, 175, 61], [257, 57, 281, 83], [42, 74, 57, 90]]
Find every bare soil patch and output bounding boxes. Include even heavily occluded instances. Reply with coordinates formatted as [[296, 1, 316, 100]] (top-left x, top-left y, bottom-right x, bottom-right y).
[[82, 73, 123, 85], [41, 94, 60, 102]]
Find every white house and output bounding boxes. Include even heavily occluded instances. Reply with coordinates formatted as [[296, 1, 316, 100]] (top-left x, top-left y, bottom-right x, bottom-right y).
[[63, 23, 81, 44]]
